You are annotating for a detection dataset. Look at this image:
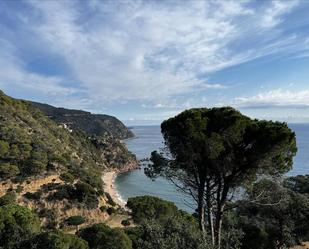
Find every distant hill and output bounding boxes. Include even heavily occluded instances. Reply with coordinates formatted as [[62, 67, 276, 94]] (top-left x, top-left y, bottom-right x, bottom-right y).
[[30, 101, 134, 140]]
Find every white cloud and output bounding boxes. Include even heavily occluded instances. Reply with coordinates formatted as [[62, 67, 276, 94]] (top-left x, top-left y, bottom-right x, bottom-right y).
[[260, 0, 299, 28], [0, 0, 306, 114], [234, 89, 309, 108]]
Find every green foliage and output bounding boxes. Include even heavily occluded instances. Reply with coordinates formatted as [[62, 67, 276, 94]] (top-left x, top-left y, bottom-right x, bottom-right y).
[[121, 219, 131, 227], [129, 218, 208, 249], [237, 178, 309, 249], [66, 215, 86, 226], [126, 196, 180, 224], [147, 107, 297, 247], [0, 162, 20, 179], [0, 204, 40, 249], [107, 207, 115, 215], [21, 231, 89, 249], [24, 191, 42, 200], [0, 90, 135, 186], [99, 206, 107, 212], [48, 182, 99, 209], [77, 223, 132, 249], [284, 174, 309, 194], [0, 192, 16, 206], [15, 185, 24, 193], [31, 101, 134, 140], [0, 140, 9, 157], [60, 172, 75, 184]]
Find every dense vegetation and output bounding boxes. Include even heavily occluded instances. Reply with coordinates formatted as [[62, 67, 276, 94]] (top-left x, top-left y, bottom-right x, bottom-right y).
[[0, 90, 137, 229], [0, 90, 136, 183], [30, 101, 134, 140], [0, 180, 308, 249]]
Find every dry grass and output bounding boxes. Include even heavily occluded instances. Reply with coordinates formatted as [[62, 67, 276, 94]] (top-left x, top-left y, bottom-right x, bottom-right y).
[[291, 242, 309, 249], [0, 174, 128, 229]]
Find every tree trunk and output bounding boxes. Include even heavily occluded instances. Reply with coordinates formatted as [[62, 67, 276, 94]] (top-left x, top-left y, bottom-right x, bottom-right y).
[[206, 181, 215, 246], [197, 185, 206, 234], [214, 206, 224, 249], [214, 180, 229, 249]]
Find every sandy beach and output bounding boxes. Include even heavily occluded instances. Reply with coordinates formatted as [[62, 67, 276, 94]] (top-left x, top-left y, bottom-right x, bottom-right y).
[[102, 171, 127, 208]]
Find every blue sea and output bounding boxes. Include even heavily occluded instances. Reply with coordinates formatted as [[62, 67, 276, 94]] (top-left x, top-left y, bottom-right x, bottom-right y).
[[115, 124, 309, 212]]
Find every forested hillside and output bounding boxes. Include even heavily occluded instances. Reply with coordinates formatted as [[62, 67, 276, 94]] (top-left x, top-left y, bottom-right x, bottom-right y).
[[0, 90, 137, 229], [30, 101, 134, 140]]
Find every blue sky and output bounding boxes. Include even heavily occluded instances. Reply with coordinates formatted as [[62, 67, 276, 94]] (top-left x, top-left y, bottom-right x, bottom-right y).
[[1, 0, 309, 125]]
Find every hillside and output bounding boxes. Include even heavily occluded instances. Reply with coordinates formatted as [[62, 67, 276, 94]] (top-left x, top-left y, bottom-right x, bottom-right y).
[[0, 90, 138, 228], [30, 101, 134, 140]]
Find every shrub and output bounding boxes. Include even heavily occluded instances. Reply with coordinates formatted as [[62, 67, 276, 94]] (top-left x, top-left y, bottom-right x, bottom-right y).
[[105, 192, 116, 206], [23, 191, 42, 200], [126, 196, 179, 224], [100, 206, 107, 212], [121, 219, 131, 227], [77, 223, 132, 249], [66, 216, 86, 226], [0, 204, 40, 248], [0, 192, 16, 206], [107, 207, 115, 215], [60, 172, 75, 183], [0, 162, 20, 179], [15, 185, 23, 193], [21, 231, 89, 249]]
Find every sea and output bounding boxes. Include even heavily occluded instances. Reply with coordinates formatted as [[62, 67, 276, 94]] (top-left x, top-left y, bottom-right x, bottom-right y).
[[115, 124, 309, 212]]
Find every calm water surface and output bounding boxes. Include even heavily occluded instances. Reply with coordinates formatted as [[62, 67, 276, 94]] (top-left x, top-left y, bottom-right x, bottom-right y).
[[115, 124, 309, 212]]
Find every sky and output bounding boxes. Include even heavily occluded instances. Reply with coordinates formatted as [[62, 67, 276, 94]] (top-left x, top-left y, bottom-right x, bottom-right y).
[[1, 0, 309, 125]]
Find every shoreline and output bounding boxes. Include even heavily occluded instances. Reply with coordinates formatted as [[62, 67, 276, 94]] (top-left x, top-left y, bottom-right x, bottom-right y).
[[102, 171, 127, 209]]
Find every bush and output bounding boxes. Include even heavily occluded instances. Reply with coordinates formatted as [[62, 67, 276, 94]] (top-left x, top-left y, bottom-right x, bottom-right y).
[[23, 191, 42, 200], [126, 196, 179, 224], [77, 223, 132, 249], [0, 162, 20, 179], [60, 172, 75, 183], [100, 206, 107, 212], [107, 207, 115, 215], [66, 215, 86, 226], [20, 231, 89, 249], [105, 192, 116, 206], [15, 185, 23, 193], [0, 192, 16, 206], [47, 182, 99, 209], [130, 218, 207, 249], [121, 219, 131, 227], [0, 204, 40, 249]]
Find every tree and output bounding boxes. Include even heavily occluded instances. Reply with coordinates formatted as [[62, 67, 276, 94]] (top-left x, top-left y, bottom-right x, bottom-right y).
[[146, 107, 297, 248], [0, 162, 20, 179], [66, 215, 86, 230], [77, 223, 132, 249], [0, 192, 16, 206], [237, 178, 309, 249], [284, 174, 309, 194], [126, 196, 179, 224], [0, 204, 41, 249], [0, 140, 9, 158], [20, 231, 89, 249], [130, 217, 208, 249]]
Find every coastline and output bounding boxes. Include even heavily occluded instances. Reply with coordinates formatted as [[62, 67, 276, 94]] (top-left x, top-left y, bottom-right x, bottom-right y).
[[102, 171, 127, 209]]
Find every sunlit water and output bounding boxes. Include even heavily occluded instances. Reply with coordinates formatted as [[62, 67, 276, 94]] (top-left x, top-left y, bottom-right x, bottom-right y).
[[115, 124, 309, 212]]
